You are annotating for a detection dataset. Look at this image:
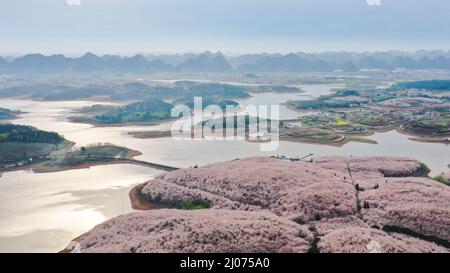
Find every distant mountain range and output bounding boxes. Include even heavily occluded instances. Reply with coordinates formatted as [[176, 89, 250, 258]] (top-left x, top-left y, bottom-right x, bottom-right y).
[[2, 50, 450, 74]]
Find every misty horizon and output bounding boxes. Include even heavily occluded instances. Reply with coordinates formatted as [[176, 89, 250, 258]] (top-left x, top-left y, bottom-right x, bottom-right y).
[[3, 49, 450, 74], [3, 49, 450, 59]]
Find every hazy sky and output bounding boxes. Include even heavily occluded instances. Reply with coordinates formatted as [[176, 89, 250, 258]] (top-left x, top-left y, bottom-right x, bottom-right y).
[[1, 0, 450, 55]]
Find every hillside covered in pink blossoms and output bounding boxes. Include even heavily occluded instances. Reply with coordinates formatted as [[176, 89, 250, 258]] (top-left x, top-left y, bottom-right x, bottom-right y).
[[73, 156, 450, 253], [444, 171, 450, 184]]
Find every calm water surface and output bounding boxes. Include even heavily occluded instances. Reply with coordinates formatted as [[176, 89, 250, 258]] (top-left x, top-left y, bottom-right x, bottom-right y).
[[0, 83, 449, 252], [0, 165, 163, 252]]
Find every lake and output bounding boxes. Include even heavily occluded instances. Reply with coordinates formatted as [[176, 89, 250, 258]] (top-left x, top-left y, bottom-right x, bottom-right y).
[[0, 83, 449, 252]]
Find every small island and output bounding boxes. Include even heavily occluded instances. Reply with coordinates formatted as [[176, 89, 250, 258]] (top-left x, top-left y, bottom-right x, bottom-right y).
[[68, 81, 249, 126], [0, 124, 162, 174], [71, 99, 175, 126], [71, 99, 242, 127], [38, 143, 143, 172]]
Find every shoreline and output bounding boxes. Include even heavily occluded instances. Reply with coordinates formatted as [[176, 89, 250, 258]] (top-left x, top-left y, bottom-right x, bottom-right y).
[[0, 158, 177, 177], [0, 160, 135, 177], [129, 130, 172, 139], [408, 137, 450, 144], [397, 126, 450, 144], [279, 134, 347, 147], [67, 116, 175, 128], [129, 183, 169, 211]]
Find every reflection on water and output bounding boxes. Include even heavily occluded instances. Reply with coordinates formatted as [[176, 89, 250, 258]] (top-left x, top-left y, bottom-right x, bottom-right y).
[[0, 164, 163, 253], [0, 83, 449, 252], [2, 99, 118, 133]]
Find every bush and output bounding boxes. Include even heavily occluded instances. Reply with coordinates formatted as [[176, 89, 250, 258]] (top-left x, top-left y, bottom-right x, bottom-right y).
[[419, 162, 431, 174], [173, 200, 211, 210], [433, 175, 447, 185]]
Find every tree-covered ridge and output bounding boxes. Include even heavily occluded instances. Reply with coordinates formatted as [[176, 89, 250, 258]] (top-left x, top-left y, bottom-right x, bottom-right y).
[[0, 124, 64, 144], [0, 108, 16, 120], [172, 81, 249, 100], [395, 80, 450, 91], [93, 96, 241, 125], [291, 99, 352, 109], [0, 82, 250, 102], [95, 99, 173, 124]]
